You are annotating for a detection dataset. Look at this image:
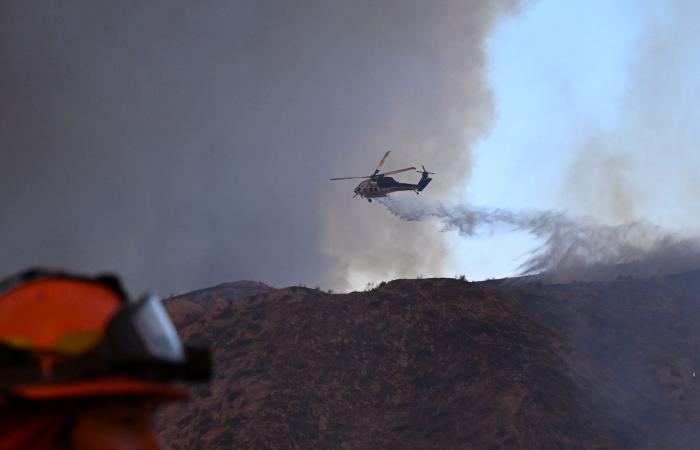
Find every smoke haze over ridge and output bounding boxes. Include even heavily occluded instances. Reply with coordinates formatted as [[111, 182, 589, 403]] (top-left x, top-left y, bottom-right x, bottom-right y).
[[380, 196, 700, 281], [0, 1, 519, 293]]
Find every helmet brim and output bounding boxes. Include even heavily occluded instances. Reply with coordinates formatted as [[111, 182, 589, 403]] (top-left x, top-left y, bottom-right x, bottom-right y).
[[8, 375, 188, 402]]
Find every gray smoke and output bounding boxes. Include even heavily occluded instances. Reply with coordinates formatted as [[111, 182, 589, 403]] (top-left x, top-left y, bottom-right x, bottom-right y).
[[0, 1, 519, 294], [379, 197, 700, 281], [563, 1, 700, 233]]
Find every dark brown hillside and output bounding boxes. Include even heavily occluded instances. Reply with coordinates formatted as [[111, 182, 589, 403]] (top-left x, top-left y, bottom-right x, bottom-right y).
[[157, 274, 700, 449], [164, 280, 273, 328], [504, 275, 700, 448]]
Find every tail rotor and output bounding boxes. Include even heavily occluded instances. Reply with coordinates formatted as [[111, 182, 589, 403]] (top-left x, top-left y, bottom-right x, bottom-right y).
[[416, 165, 435, 176]]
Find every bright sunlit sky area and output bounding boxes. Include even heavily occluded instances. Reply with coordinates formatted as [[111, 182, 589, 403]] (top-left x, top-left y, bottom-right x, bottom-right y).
[[451, 0, 689, 280]]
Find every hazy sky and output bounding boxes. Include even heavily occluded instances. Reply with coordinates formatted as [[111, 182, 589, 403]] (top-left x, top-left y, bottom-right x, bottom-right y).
[[2, 1, 697, 294], [451, 0, 700, 281]]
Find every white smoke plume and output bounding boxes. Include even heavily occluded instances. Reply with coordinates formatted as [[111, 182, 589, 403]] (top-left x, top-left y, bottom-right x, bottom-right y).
[[379, 197, 700, 281]]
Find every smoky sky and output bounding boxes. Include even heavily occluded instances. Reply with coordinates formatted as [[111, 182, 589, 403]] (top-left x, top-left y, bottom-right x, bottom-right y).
[[0, 1, 518, 294], [563, 1, 700, 230]]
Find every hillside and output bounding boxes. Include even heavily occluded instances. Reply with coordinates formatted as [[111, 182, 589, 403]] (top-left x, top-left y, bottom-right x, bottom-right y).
[[163, 280, 273, 328], [157, 274, 700, 449]]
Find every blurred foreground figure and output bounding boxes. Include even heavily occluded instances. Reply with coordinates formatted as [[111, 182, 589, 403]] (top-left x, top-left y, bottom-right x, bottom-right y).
[[0, 270, 210, 449]]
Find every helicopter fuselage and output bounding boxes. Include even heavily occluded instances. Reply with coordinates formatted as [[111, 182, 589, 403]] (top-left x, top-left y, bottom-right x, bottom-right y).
[[354, 174, 431, 201]]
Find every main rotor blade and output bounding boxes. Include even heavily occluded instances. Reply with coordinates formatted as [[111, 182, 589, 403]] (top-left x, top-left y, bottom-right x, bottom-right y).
[[379, 166, 416, 176], [375, 150, 391, 171], [330, 176, 371, 180]]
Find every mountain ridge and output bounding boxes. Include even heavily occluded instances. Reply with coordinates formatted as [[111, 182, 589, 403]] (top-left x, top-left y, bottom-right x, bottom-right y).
[[157, 271, 700, 449]]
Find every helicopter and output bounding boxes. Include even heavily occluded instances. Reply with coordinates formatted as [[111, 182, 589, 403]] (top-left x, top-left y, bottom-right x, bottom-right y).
[[330, 151, 434, 202]]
